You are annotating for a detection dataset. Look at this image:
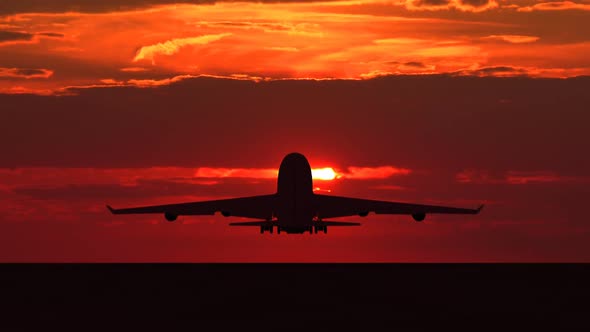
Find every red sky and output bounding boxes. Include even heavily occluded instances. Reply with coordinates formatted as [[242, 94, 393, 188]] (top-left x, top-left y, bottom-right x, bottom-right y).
[[1, 0, 589, 261]]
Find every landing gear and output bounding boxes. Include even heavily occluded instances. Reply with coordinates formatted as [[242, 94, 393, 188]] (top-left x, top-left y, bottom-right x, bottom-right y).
[[313, 225, 328, 234], [260, 225, 276, 234]]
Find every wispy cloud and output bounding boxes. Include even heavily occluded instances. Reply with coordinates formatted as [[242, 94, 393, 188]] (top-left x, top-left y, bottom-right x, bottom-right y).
[[456, 169, 590, 184], [403, 0, 499, 12], [133, 33, 232, 63], [120, 67, 149, 72], [0, 165, 412, 192], [0, 30, 64, 46], [517, 1, 590, 12], [0, 30, 33, 43], [264, 46, 300, 52], [339, 166, 411, 179], [481, 35, 540, 44], [0, 67, 53, 79]]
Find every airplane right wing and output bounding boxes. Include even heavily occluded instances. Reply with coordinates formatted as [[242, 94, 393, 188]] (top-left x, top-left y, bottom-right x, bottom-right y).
[[314, 194, 483, 220]]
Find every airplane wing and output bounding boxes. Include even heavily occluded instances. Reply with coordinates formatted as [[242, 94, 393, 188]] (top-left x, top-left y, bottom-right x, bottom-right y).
[[107, 194, 276, 220], [314, 194, 483, 220]]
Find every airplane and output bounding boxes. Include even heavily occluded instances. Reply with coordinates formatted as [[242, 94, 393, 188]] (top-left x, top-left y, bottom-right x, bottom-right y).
[[107, 152, 483, 234]]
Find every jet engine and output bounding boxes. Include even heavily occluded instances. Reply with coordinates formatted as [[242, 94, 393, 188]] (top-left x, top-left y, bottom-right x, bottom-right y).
[[164, 212, 177, 222], [412, 213, 426, 222]]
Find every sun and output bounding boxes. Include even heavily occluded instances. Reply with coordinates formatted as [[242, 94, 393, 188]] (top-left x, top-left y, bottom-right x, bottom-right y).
[[311, 167, 339, 181]]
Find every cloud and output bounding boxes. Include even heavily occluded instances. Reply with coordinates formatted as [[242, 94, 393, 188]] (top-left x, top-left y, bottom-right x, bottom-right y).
[[120, 67, 149, 72], [453, 66, 530, 77], [517, 1, 590, 12], [456, 170, 590, 184], [133, 33, 232, 63], [264, 46, 300, 52], [126, 75, 197, 86], [0, 30, 65, 46], [100, 78, 125, 85], [504, 171, 590, 185], [0, 1, 336, 15], [0, 30, 33, 43], [0, 67, 54, 79], [339, 166, 412, 179], [403, 0, 499, 12], [194, 167, 278, 179], [1, 0, 587, 91], [384, 61, 437, 74], [481, 35, 540, 44], [37, 32, 65, 38], [194, 166, 410, 180], [0, 165, 412, 195], [1, 74, 589, 173], [402, 61, 429, 68]]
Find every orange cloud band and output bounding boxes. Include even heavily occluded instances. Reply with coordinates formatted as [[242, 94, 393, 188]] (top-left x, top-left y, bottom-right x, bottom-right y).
[[0, 165, 411, 189], [1, 1, 590, 95]]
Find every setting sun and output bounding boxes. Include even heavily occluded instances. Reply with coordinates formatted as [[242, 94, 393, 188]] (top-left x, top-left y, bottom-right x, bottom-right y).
[[311, 167, 339, 181]]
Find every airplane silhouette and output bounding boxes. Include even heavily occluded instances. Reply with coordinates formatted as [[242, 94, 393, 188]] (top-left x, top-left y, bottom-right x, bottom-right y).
[[107, 152, 483, 234]]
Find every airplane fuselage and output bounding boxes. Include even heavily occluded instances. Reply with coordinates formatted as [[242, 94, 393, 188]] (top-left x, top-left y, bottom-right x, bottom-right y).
[[274, 153, 317, 233]]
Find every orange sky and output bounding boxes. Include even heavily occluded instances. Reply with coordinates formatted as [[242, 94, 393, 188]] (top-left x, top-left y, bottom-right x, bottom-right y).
[[1, 1, 590, 262], [1, 0, 590, 94]]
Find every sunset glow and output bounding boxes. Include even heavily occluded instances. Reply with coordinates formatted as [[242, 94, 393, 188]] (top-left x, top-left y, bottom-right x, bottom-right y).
[[1, 1, 590, 94], [1, 1, 589, 262], [311, 167, 339, 180]]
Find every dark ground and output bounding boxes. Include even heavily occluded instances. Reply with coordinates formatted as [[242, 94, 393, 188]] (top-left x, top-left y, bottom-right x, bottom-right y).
[[1, 264, 589, 331]]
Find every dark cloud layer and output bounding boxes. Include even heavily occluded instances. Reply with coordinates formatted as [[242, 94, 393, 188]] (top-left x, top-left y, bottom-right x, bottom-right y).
[[1, 75, 588, 175], [0, 0, 332, 15], [453, 66, 530, 77], [411, 0, 496, 8], [37, 32, 65, 38], [0, 30, 33, 42], [12, 68, 48, 76], [460, 0, 491, 6], [0, 67, 53, 79]]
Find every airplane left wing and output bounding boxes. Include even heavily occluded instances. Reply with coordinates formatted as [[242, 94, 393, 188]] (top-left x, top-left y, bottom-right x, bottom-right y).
[[107, 194, 277, 220], [314, 194, 483, 220]]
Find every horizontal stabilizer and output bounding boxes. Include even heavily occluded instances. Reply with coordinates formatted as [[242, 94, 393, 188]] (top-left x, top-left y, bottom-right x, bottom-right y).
[[316, 221, 361, 226], [229, 221, 274, 227]]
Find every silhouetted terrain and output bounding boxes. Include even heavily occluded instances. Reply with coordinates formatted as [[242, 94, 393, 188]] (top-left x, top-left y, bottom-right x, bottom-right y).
[[2, 264, 588, 330]]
